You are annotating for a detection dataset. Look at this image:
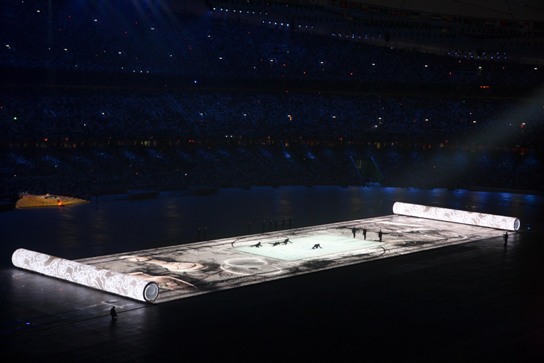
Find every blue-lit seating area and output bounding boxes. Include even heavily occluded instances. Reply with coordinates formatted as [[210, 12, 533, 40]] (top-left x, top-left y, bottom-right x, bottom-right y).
[[1, 0, 543, 198]]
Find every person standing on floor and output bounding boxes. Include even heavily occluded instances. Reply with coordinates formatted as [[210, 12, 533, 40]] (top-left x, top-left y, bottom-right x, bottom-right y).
[[110, 306, 118, 320]]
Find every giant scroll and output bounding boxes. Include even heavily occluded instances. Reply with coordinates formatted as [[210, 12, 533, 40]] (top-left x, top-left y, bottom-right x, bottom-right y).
[[12, 248, 159, 303], [392, 202, 520, 231]]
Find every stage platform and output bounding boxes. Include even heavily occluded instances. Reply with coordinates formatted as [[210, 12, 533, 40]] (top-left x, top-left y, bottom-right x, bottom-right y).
[[5, 209, 542, 363], [74, 214, 506, 303]]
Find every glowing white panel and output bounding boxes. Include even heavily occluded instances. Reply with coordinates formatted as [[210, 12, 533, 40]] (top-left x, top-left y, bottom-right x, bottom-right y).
[[392, 202, 520, 231], [12, 248, 159, 303]]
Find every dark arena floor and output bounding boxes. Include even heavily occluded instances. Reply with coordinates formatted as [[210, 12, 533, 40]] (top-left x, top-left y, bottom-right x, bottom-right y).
[[2, 209, 544, 362]]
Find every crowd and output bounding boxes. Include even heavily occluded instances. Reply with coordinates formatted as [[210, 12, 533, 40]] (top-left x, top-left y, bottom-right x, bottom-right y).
[[2, 1, 543, 87], [1, 138, 542, 200], [1, 0, 543, 200], [1, 89, 540, 146]]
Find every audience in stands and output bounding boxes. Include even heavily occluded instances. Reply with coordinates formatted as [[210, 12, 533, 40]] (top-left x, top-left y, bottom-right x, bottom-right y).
[[1, 0, 543, 199]]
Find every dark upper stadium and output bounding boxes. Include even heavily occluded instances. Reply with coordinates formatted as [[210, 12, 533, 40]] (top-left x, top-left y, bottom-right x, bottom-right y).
[[1, 0, 544, 200]]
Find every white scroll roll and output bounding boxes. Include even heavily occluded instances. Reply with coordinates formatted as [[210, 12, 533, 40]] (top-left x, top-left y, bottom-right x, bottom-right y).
[[392, 202, 520, 231], [12, 248, 159, 303]]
